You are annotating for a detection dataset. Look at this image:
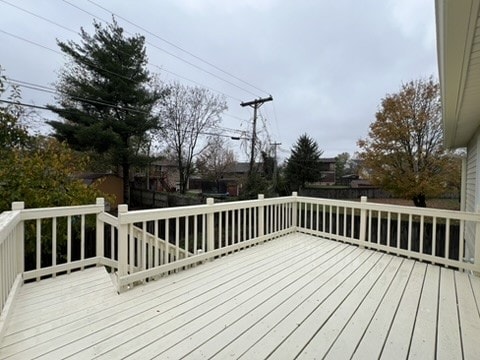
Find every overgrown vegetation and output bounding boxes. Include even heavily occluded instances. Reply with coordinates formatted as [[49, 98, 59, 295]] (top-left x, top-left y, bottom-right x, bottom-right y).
[[0, 69, 105, 212]]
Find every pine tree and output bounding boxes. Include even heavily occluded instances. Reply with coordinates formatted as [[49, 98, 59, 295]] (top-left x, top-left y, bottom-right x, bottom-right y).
[[47, 19, 162, 205], [285, 134, 323, 191]]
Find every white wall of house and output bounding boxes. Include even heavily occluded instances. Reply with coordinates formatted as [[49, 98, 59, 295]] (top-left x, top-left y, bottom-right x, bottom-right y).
[[465, 127, 480, 261]]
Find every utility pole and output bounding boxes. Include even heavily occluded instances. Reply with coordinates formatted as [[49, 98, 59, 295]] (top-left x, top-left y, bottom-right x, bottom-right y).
[[271, 141, 281, 190], [240, 95, 273, 176]]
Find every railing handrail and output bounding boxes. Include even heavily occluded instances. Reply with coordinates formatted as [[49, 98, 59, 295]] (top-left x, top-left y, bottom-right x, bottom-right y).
[[19, 203, 104, 221], [98, 211, 119, 227], [0, 211, 21, 245], [296, 196, 478, 221], [118, 195, 294, 224]]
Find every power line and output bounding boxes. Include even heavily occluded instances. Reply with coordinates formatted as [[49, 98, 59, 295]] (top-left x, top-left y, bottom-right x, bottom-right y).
[[0, 0, 77, 34], [62, 0, 263, 98], [0, 2, 244, 103], [86, 0, 271, 97], [0, 27, 238, 104], [0, 98, 50, 111], [0, 28, 149, 85], [5, 77, 248, 124], [4, 78, 152, 115], [0, 29, 62, 56], [0, 98, 250, 141]]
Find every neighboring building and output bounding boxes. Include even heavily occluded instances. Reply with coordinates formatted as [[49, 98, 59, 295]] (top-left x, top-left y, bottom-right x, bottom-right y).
[[318, 158, 336, 185], [190, 162, 260, 197], [436, 0, 480, 261], [134, 160, 180, 192], [78, 173, 124, 210]]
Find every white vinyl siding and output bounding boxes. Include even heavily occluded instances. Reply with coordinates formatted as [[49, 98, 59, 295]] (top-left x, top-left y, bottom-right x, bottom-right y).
[[465, 130, 480, 261]]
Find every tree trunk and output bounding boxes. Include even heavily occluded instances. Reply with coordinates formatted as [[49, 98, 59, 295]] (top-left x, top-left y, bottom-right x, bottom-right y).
[[178, 161, 187, 194], [412, 194, 426, 207]]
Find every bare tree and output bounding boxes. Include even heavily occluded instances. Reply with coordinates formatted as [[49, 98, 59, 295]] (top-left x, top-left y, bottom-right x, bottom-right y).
[[196, 136, 236, 192], [158, 82, 227, 193]]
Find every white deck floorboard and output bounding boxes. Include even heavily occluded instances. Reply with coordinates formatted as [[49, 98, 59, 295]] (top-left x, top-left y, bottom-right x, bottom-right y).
[[0, 233, 479, 359]]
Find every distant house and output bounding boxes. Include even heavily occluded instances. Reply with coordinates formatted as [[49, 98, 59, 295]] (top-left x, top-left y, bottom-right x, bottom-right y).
[[436, 0, 480, 261], [77, 173, 123, 210], [318, 158, 336, 185], [189, 162, 263, 197]]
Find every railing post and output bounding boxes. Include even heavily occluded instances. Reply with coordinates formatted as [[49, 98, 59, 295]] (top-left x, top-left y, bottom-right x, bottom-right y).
[[359, 196, 367, 248], [292, 192, 298, 230], [474, 205, 480, 275], [117, 204, 128, 292], [258, 194, 265, 237], [96, 198, 105, 259], [206, 198, 215, 253], [12, 202, 24, 274]]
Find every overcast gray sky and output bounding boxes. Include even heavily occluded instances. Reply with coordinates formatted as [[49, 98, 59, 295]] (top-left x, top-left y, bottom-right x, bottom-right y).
[[0, 0, 437, 161]]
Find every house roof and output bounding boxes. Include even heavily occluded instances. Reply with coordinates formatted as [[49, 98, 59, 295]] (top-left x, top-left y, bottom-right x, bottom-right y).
[[436, 0, 480, 148], [75, 172, 121, 185]]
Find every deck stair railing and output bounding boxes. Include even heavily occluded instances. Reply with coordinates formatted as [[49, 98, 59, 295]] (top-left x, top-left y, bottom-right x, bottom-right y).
[[1, 193, 480, 307], [114, 195, 295, 291]]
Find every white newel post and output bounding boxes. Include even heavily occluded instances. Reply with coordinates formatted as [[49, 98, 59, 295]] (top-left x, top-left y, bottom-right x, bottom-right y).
[[475, 205, 480, 275], [96, 198, 105, 259], [258, 194, 265, 237], [117, 204, 129, 291], [292, 192, 298, 230], [359, 196, 367, 248], [11, 202, 24, 274], [206, 198, 215, 253]]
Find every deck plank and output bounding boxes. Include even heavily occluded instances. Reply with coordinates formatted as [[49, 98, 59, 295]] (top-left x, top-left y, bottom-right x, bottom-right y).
[[380, 262, 426, 359], [162, 245, 363, 360], [294, 253, 394, 359], [455, 271, 480, 360], [324, 256, 405, 359], [76, 238, 346, 359], [350, 257, 415, 360], [2, 239, 291, 358], [262, 250, 383, 360], [0, 233, 478, 360], [437, 267, 463, 360], [2, 235, 328, 359], [470, 274, 480, 315], [408, 264, 440, 360]]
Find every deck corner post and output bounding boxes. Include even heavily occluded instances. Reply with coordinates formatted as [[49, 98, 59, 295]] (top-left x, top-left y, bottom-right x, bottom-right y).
[[258, 194, 265, 237], [117, 204, 129, 291], [12, 202, 24, 274], [292, 192, 298, 230], [206, 198, 215, 254], [359, 196, 368, 248], [474, 205, 480, 275], [96, 198, 105, 259]]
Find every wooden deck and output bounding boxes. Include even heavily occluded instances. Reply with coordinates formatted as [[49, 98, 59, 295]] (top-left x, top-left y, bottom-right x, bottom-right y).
[[0, 233, 479, 359]]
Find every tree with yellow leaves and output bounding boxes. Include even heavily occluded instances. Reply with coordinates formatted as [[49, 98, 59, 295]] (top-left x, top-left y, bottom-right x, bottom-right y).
[[358, 77, 459, 207]]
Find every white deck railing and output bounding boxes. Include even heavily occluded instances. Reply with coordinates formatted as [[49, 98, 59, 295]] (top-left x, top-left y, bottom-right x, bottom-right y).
[[0, 193, 479, 303], [295, 196, 480, 272]]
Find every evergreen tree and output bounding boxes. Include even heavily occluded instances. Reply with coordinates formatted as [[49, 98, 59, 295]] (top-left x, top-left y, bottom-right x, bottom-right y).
[[47, 19, 162, 205], [285, 134, 323, 191]]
